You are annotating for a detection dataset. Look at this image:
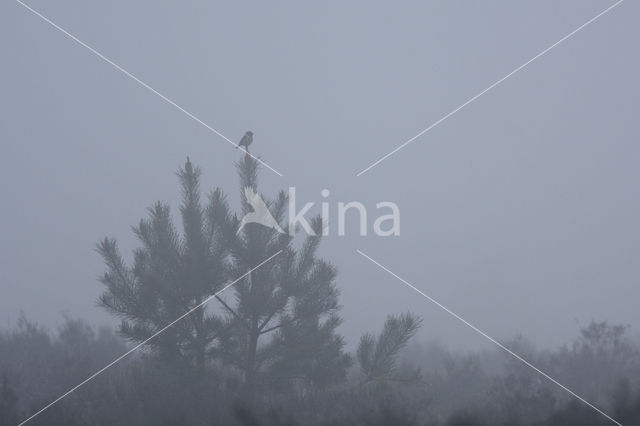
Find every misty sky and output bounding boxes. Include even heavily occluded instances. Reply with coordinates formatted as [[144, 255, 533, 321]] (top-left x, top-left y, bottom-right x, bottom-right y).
[[1, 0, 638, 351]]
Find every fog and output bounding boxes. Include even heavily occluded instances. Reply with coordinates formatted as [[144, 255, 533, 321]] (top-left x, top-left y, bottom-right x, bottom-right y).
[[2, 0, 637, 351], [1, 1, 639, 424]]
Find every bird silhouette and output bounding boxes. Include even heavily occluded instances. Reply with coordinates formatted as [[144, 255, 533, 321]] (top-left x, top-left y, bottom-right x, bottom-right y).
[[237, 186, 284, 235], [236, 131, 253, 152]]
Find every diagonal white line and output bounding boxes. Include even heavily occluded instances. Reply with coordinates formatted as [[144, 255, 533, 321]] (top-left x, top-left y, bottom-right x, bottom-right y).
[[17, 250, 282, 426], [356, 249, 622, 426], [15, 0, 284, 177], [356, 0, 624, 177]]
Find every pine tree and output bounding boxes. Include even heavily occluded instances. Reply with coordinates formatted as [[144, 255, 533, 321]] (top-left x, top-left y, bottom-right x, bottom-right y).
[[219, 154, 351, 398], [96, 154, 351, 395], [97, 157, 232, 369], [357, 312, 422, 383]]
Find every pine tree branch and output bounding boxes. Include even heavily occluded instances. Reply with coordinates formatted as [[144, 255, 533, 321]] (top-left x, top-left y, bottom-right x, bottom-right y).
[[258, 310, 279, 332], [259, 290, 336, 335], [215, 295, 250, 330], [260, 322, 285, 335]]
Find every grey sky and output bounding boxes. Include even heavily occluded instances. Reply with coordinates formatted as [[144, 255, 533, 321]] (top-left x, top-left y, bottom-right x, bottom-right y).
[[1, 0, 637, 351]]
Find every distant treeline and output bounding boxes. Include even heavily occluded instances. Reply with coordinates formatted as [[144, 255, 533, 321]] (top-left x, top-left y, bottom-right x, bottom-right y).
[[0, 155, 640, 426], [1, 316, 638, 426], [3, 156, 637, 425]]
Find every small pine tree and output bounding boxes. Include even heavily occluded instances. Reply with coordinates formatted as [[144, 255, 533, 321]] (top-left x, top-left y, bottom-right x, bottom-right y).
[[97, 154, 351, 396], [97, 157, 231, 369], [219, 154, 351, 398], [357, 312, 422, 384]]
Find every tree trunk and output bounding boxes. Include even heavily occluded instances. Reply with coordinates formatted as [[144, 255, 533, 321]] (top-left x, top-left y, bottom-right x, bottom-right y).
[[242, 323, 260, 402], [194, 299, 206, 371]]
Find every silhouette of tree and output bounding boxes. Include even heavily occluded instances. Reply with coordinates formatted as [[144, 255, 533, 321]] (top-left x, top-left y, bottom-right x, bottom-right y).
[[357, 312, 422, 383], [96, 154, 351, 397], [97, 157, 231, 369], [220, 154, 351, 398]]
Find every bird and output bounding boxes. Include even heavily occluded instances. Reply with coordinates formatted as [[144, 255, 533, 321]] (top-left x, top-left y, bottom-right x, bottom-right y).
[[237, 186, 284, 235], [236, 131, 253, 152]]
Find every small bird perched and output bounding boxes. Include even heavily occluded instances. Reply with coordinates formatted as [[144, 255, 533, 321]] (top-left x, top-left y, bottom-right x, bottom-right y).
[[236, 131, 253, 152]]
